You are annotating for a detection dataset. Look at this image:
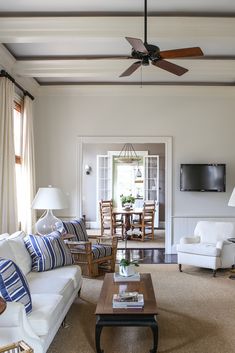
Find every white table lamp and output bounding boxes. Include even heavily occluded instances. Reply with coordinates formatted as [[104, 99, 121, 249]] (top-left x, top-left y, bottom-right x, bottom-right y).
[[32, 186, 68, 235]]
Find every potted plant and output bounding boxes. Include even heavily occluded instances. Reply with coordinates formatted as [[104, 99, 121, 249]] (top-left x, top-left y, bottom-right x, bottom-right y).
[[119, 258, 139, 277], [120, 194, 135, 207]]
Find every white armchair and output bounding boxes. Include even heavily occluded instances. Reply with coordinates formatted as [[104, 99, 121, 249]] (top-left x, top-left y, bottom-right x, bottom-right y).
[[177, 221, 235, 276]]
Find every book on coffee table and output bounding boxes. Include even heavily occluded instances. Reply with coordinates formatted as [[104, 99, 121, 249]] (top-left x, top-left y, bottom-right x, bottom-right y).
[[113, 272, 140, 282], [112, 291, 144, 308]]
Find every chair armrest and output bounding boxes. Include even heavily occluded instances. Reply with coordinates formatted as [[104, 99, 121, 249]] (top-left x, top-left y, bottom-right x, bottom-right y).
[[180, 236, 200, 244], [87, 234, 102, 239], [65, 240, 90, 246], [216, 240, 233, 250], [62, 233, 76, 240]]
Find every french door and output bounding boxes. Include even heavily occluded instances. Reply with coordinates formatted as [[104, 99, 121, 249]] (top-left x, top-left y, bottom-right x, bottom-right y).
[[97, 154, 160, 228], [144, 155, 159, 228]]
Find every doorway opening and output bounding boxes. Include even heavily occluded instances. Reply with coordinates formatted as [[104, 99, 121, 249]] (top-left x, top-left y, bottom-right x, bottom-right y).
[[77, 136, 172, 254]]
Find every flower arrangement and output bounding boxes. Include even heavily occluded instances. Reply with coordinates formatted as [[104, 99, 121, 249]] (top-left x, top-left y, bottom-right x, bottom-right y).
[[120, 194, 135, 207]]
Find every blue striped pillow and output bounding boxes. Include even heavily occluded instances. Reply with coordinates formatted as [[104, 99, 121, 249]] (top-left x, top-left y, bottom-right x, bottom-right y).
[[24, 231, 73, 272], [0, 258, 32, 314], [62, 218, 88, 242]]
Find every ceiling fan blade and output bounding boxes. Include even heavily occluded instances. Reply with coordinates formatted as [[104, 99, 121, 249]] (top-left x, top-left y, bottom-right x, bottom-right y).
[[125, 37, 148, 54], [119, 61, 141, 77], [152, 59, 188, 76], [160, 47, 203, 59]]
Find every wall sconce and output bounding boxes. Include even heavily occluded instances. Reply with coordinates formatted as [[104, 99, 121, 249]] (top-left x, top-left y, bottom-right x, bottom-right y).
[[85, 165, 92, 175]]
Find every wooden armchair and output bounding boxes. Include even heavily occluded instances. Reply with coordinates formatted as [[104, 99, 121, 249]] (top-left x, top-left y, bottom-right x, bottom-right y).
[[62, 218, 118, 277]]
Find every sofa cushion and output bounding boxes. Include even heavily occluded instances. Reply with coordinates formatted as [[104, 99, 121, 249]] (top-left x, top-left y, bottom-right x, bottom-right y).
[[27, 265, 82, 289], [27, 271, 74, 298], [177, 243, 221, 257], [92, 244, 112, 259], [8, 231, 32, 276], [0, 239, 16, 263], [24, 231, 73, 272], [0, 258, 32, 314], [62, 218, 88, 242], [29, 293, 64, 336]]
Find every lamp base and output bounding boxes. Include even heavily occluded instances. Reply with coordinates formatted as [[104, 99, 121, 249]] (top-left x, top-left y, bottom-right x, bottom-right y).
[[35, 209, 63, 235]]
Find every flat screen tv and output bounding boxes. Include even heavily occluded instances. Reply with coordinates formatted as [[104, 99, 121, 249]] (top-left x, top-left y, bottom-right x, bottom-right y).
[[180, 164, 226, 192]]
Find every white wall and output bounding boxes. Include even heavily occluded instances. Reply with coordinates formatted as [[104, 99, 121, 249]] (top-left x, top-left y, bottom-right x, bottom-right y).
[[34, 85, 235, 248]]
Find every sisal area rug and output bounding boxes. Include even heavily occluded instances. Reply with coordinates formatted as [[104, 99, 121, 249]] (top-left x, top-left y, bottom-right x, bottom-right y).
[[48, 264, 235, 353]]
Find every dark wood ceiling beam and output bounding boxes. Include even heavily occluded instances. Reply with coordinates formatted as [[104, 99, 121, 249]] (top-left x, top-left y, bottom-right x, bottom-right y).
[[0, 12, 234, 18], [13, 55, 235, 61], [38, 81, 235, 87]]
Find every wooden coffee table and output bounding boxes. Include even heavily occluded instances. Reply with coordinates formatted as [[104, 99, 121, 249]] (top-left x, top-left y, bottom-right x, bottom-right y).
[[95, 273, 158, 353]]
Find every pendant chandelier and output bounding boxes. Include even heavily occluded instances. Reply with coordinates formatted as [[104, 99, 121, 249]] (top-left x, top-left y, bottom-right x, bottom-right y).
[[115, 143, 141, 163]]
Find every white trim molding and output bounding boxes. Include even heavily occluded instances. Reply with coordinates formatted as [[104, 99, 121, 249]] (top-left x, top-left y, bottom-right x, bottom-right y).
[[77, 135, 173, 254]]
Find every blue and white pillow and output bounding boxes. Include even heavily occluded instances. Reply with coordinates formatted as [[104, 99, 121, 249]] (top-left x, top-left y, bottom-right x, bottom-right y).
[[24, 231, 73, 272], [62, 218, 88, 242], [0, 258, 32, 314]]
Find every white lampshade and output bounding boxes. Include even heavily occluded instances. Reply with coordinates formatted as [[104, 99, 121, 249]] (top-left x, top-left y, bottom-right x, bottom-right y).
[[32, 186, 68, 210], [228, 187, 235, 207], [32, 186, 68, 235]]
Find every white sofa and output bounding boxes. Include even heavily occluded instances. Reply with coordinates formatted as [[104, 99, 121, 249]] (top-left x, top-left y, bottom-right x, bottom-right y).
[[177, 221, 235, 276], [0, 231, 82, 353]]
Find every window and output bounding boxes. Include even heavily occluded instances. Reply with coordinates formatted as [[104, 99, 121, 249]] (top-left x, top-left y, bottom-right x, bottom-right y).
[[13, 100, 23, 226]]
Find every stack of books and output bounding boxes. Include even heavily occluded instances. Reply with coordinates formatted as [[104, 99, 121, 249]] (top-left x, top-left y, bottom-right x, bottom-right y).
[[113, 272, 140, 282], [112, 291, 144, 309]]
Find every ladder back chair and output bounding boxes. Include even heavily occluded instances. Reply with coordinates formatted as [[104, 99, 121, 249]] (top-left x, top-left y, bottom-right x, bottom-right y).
[[99, 200, 124, 238], [130, 201, 155, 241]]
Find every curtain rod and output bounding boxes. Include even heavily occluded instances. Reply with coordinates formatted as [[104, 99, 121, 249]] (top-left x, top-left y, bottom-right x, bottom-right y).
[[0, 69, 34, 100]]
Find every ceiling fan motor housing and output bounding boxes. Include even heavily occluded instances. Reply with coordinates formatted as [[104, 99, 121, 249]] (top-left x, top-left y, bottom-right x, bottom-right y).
[[131, 43, 160, 62]]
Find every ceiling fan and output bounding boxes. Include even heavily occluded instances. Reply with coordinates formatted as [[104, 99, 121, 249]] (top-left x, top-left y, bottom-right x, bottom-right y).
[[120, 0, 204, 77]]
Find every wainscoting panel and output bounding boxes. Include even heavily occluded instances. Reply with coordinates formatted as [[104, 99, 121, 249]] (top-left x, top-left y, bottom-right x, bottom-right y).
[[172, 216, 235, 253]]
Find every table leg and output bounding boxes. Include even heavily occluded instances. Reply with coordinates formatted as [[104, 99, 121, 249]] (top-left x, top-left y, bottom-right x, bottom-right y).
[[149, 321, 158, 353], [95, 320, 104, 353]]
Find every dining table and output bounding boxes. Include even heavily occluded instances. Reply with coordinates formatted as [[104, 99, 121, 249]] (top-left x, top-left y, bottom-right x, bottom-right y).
[[112, 207, 143, 236]]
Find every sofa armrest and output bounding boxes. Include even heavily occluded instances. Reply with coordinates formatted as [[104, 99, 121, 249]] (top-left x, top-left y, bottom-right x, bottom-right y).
[[180, 236, 200, 244], [0, 302, 38, 338], [0, 302, 24, 327]]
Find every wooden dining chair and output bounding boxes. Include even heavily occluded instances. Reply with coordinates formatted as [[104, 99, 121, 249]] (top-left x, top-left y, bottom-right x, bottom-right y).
[[99, 199, 124, 238], [130, 201, 155, 241]]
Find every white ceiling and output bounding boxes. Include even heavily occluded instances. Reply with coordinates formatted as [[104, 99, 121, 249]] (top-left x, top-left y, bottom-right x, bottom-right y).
[[0, 0, 235, 86]]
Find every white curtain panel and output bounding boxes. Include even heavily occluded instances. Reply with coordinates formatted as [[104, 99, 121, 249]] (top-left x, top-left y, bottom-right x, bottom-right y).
[[21, 95, 36, 233], [0, 77, 18, 233]]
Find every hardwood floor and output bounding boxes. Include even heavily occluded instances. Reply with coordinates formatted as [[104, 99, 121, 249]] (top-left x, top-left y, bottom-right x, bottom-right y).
[[88, 228, 177, 264], [116, 248, 177, 264]]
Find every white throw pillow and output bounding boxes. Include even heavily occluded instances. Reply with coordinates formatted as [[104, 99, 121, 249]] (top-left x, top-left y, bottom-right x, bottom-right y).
[[0, 233, 9, 240], [8, 231, 32, 275], [0, 239, 16, 263]]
